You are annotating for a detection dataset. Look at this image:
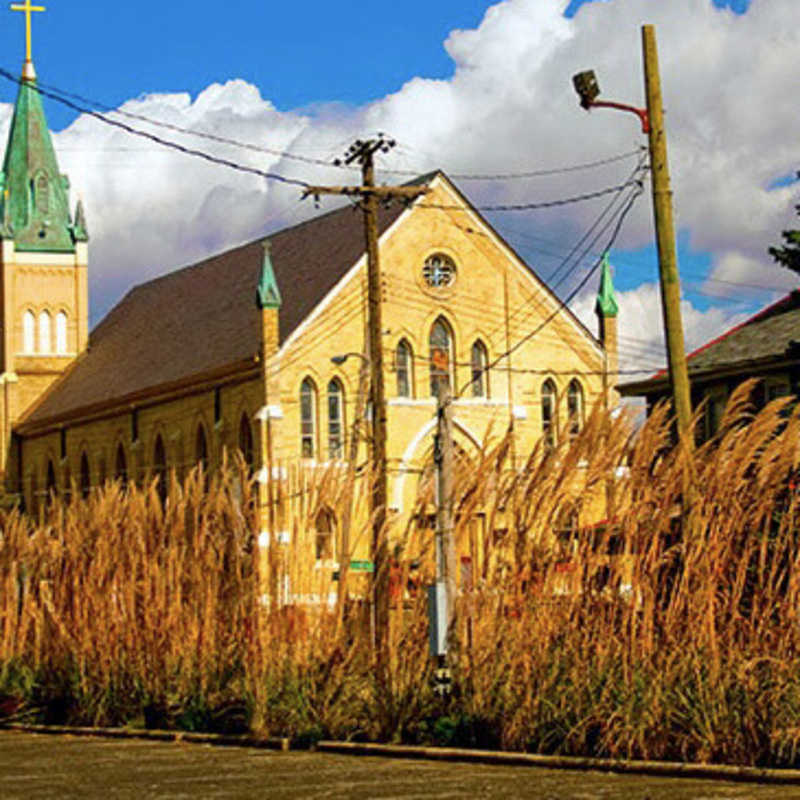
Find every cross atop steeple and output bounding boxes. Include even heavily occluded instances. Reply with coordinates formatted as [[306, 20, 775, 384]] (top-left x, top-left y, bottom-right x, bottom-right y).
[[10, 0, 46, 76]]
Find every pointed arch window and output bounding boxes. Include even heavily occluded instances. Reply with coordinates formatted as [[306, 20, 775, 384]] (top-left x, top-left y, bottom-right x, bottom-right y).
[[153, 435, 167, 506], [79, 452, 91, 499], [115, 444, 127, 483], [38, 310, 51, 354], [314, 507, 336, 561], [23, 310, 35, 353], [567, 379, 585, 439], [542, 379, 557, 450], [470, 340, 489, 398], [327, 379, 344, 460], [429, 318, 454, 398], [300, 378, 317, 459], [55, 311, 68, 354], [238, 413, 254, 472], [396, 339, 413, 398]]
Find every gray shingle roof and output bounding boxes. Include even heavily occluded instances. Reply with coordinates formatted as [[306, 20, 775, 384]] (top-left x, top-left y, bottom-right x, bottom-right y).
[[619, 289, 800, 396]]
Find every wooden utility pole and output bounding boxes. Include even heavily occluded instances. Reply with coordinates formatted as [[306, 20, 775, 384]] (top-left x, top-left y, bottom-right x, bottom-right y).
[[642, 25, 693, 442], [336, 352, 369, 625], [304, 137, 428, 665]]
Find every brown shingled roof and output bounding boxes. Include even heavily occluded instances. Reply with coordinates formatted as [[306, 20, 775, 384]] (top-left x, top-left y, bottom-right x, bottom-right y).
[[20, 197, 408, 427]]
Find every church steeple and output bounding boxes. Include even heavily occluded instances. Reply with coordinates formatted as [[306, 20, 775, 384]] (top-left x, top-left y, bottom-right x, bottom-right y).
[[595, 251, 619, 319], [0, 64, 76, 252]]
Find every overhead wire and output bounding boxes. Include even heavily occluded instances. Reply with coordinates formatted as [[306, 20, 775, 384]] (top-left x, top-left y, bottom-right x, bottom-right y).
[[456, 175, 647, 398]]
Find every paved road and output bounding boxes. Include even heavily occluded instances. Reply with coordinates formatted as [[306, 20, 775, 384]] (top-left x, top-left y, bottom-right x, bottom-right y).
[[1, 731, 799, 799]]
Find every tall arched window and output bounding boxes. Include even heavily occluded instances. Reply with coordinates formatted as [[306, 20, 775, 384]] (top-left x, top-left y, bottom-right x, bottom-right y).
[[238, 413, 254, 472], [55, 311, 68, 354], [300, 378, 317, 459], [196, 423, 208, 471], [79, 452, 91, 499], [567, 379, 585, 439], [38, 310, 51, 354], [542, 379, 557, 450], [396, 339, 413, 398], [115, 443, 127, 483], [429, 317, 454, 397], [327, 379, 344, 460], [471, 339, 489, 398], [315, 507, 336, 561], [153, 435, 167, 506], [23, 310, 35, 353]]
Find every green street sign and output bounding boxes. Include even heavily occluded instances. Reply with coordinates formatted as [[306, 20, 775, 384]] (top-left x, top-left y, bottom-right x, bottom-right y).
[[349, 560, 374, 573]]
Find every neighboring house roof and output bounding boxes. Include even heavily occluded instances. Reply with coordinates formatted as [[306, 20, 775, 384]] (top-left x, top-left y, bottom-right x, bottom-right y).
[[20, 198, 407, 428], [620, 289, 800, 396]]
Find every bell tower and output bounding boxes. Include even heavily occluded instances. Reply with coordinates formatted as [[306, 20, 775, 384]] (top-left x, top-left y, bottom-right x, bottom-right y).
[[0, 3, 89, 497]]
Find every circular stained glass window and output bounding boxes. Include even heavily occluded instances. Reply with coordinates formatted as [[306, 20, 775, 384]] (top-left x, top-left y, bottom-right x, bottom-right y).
[[423, 253, 456, 288]]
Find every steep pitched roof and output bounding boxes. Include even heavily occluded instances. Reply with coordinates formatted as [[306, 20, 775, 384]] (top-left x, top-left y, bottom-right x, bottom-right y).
[[619, 289, 800, 396], [20, 198, 407, 427]]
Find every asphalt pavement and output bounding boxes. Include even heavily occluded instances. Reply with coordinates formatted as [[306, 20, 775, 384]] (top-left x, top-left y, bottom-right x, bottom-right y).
[[1, 731, 798, 799]]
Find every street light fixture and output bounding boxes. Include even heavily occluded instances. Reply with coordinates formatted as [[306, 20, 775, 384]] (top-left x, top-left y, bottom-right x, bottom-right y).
[[571, 68, 650, 134], [331, 352, 369, 366]]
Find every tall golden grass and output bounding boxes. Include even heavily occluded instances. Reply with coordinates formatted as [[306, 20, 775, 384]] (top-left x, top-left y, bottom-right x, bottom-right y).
[[2, 380, 800, 765]]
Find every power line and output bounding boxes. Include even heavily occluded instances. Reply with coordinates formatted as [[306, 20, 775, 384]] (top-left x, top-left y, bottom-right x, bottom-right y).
[[457, 178, 646, 398], [383, 147, 646, 180], [0, 67, 313, 189], [416, 179, 644, 213], [9, 71, 648, 186]]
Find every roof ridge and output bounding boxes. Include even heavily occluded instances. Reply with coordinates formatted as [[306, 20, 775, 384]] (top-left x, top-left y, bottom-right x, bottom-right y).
[[120, 173, 439, 298], [646, 289, 800, 381]]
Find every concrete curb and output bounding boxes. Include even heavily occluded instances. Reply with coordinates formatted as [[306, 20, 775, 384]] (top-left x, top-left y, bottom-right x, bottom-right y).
[[0, 722, 290, 751], [316, 741, 800, 785], [5, 723, 800, 785]]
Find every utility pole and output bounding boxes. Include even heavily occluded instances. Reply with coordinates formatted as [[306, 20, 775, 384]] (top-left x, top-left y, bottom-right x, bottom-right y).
[[641, 24, 693, 442], [430, 381, 456, 695], [304, 137, 428, 666], [572, 25, 693, 442], [435, 382, 456, 627], [334, 351, 370, 627]]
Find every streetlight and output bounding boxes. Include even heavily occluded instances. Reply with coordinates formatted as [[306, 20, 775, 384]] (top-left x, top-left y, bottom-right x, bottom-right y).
[[571, 26, 693, 444]]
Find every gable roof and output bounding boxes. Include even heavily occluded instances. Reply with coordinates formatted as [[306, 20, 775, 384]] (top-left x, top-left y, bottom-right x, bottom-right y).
[[20, 197, 407, 428], [619, 289, 800, 396]]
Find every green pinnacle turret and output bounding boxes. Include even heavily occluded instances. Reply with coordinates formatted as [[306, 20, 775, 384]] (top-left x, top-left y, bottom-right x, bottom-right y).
[[0, 67, 79, 252], [595, 251, 619, 318], [256, 241, 282, 309]]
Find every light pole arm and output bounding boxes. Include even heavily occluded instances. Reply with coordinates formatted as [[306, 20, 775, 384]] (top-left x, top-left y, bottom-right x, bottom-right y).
[[584, 99, 650, 134]]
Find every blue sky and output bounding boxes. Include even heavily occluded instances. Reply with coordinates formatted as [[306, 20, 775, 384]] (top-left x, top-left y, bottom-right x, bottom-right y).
[[0, 0, 793, 370], [0, 1, 494, 131]]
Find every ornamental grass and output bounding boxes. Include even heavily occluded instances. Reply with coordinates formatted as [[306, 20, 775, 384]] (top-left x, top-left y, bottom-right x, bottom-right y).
[[2, 380, 800, 765]]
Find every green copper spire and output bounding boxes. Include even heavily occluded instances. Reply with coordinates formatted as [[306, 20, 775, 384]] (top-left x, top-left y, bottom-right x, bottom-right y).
[[0, 69, 76, 252], [256, 241, 282, 309], [595, 251, 619, 318]]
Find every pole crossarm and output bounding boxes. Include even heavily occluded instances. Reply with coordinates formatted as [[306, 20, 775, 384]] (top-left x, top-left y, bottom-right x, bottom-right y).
[[303, 185, 428, 200]]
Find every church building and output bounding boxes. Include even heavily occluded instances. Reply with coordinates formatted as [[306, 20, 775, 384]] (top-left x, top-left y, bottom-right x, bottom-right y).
[[0, 49, 620, 565]]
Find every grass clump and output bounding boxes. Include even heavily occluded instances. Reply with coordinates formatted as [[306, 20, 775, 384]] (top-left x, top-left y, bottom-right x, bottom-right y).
[[2, 382, 800, 766]]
